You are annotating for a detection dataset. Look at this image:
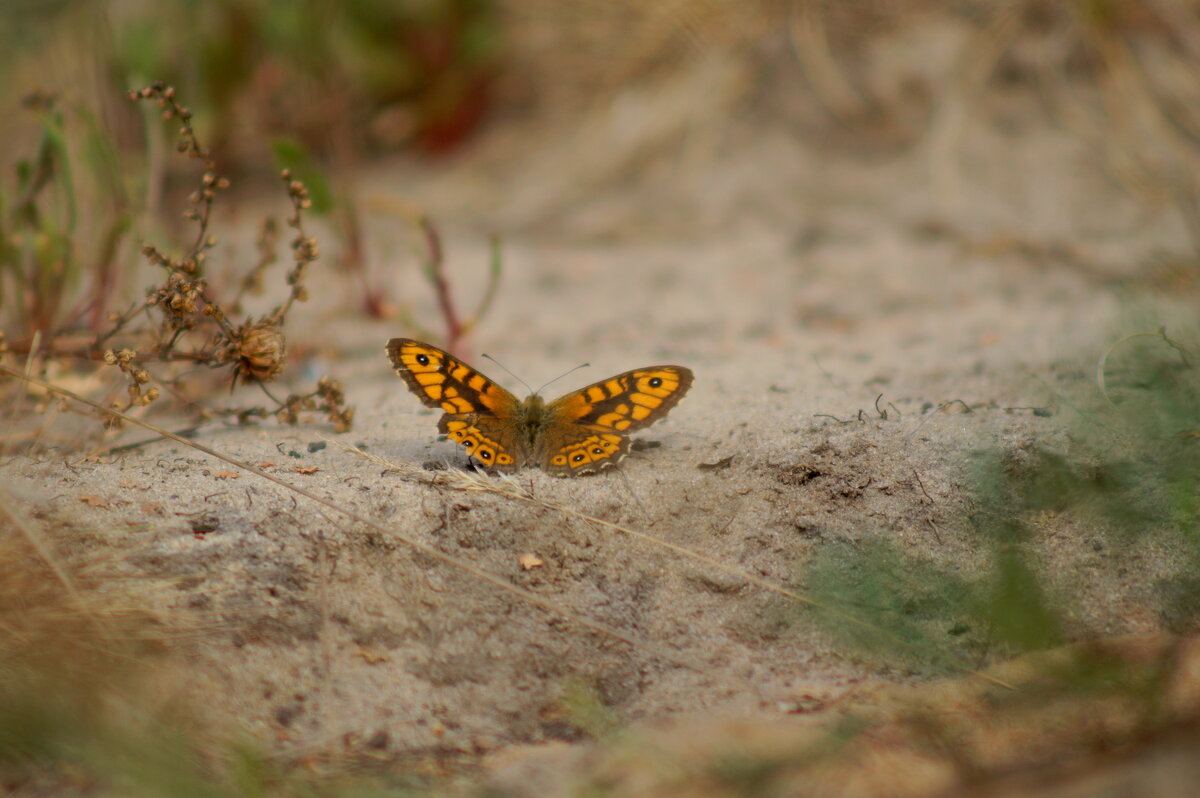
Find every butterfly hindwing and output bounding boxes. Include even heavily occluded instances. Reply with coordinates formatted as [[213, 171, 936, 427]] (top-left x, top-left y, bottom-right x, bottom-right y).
[[540, 426, 630, 477], [439, 414, 525, 471]]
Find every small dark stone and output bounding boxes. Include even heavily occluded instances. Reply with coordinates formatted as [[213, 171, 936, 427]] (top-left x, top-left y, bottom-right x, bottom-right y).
[[190, 515, 220, 535], [367, 730, 389, 750], [274, 703, 301, 727], [307, 441, 326, 453], [187, 593, 212, 610]]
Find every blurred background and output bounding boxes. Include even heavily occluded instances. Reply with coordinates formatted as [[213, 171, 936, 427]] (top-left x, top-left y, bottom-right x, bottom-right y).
[[4, 0, 1199, 334]]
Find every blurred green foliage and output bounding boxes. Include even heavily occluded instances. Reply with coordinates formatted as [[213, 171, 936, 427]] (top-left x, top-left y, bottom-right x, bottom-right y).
[[802, 326, 1200, 673], [0, 94, 132, 339], [113, 0, 499, 159]]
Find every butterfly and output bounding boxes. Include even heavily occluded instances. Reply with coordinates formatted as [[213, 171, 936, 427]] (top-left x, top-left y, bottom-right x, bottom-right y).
[[386, 338, 693, 476]]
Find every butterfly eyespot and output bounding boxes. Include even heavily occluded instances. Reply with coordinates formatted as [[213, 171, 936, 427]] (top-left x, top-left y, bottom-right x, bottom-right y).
[[572, 454, 586, 463], [463, 440, 473, 447], [649, 376, 662, 388], [592, 447, 603, 455], [416, 353, 430, 365], [480, 450, 492, 460]]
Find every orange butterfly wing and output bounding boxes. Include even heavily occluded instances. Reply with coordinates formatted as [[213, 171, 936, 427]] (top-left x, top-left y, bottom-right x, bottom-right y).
[[540, 366, 693, 476], [386, 338, 526, 470]]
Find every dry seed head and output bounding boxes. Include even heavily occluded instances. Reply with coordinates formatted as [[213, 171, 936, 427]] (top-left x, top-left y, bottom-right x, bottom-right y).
[[103, 349, 117, 365], [331, 407, 354, 433], [234, 320, 288, 382]]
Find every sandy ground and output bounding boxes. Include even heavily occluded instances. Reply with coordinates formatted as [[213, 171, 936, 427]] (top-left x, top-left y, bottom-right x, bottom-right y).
[[3, 39, 1197, 793]]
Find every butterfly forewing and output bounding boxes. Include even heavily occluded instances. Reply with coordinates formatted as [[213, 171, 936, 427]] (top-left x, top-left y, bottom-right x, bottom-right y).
[[385, 339, 518, 414], [547, 366, 694, 433]]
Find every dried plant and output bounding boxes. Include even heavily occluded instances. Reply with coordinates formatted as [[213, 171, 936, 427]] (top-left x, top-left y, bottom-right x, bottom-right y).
[[1, 83, 354, 442], [373, 197, 503, 354]]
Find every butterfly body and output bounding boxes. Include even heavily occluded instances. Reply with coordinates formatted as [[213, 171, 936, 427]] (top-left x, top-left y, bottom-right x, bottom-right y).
[[386, 338, 692, 476]]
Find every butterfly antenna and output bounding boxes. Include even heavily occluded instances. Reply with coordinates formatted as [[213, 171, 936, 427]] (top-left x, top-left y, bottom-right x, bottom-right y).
[[481, 352, 535, 395], [536, 362, 591, 396]]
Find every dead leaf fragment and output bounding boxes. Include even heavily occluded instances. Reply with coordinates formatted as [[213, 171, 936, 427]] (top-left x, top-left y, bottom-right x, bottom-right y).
[[356, 648, 388, 664], [256, 461, 277, 469], [79, 495, 110, 509], [294, 466, 319, 474], [518, 553, 544, 570], [213, 471, 240, 480]]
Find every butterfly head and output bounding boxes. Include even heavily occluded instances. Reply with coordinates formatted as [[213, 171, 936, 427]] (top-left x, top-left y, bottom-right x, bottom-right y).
[[517, 392, 547, 419]]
